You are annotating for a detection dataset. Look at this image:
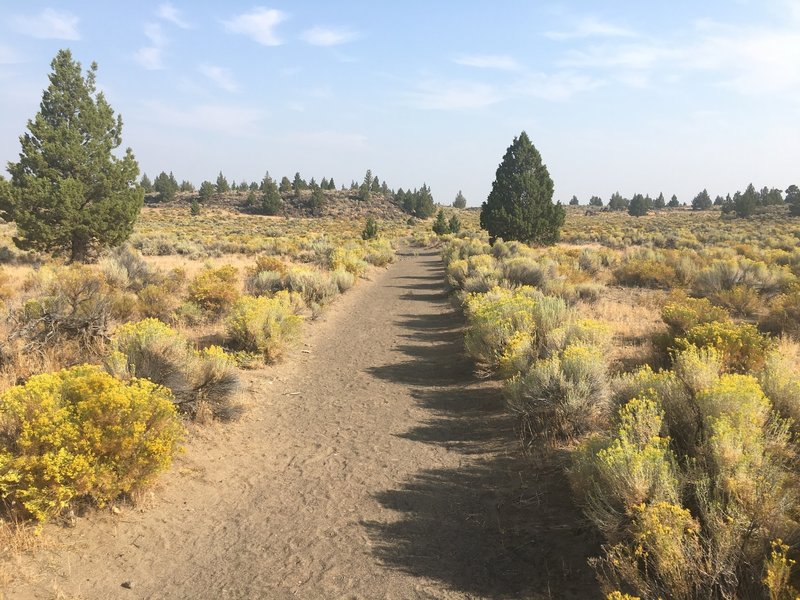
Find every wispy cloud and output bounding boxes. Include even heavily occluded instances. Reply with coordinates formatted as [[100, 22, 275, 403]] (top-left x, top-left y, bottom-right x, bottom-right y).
[[546, 17, 637, 41], [279, 130, 368, 149], [157, 3, 191, 29], [301, 26, 359, 46], [224, 7, 286, 46], [0, 45, 22, 65], [198, 64, 239, 93], [134, 23, 167, 70], [453, 54, 521, 71], [12, 8, 80, 40], [144, 101, 265, 136], [409, 80, 503, 110], [514, 71, 604, 101]]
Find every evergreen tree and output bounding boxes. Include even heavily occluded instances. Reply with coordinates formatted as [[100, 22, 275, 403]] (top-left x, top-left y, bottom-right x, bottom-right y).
[[761, 187, 784, 206], [180, 180, 195, 192], [309, 177, 317, 189], [654, 192, 665, 209], [261, 173, 281, 215], [381, 180, 388, 194], [734, 183, 759, 217], [714, 195, 724, 206], [293, 172, 307, 190], [320, 177, 329, 189], [361, 216, 379, 240], [453, 190, 467, 208], [327, 178, 336, 190], [371, 176, 381, 193], [216, 171, 229, 193], [448, 213, 461, 234], [190, 198, 201, 216], [668, 194, 680, 208], [480, 132, 564, 244], [569, 195, 579, 206], [199, 180, 215, 202], [608, 192, 629, 211], [432, 209, 448, 234], [415, 184, 435, 218], [721, 193, 735, 214], [691, 189, 712, 210], [628, 193, 652, 216], [249, 181, 258, 191], [0, 49, 143, 262], [154, 171, 178, 203], [786, 185, 800, 216], [589, 195, 603, 207], [309, 186, 325, 215], [279, 176, 292, 193], [140, 173, 153, 193]]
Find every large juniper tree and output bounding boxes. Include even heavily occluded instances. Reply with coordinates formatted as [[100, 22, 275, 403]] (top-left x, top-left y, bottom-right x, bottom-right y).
[[0, 49, 143, 262], [480, 131, 564, 244]]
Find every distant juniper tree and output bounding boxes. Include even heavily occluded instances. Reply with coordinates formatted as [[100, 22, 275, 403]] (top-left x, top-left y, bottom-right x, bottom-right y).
[[453, 190, 467, 208], [249, 181, 258, 191], [721, 193, 735, 214], [448, 213, 461, 234], [0, 49, 143, 261], [415, 184, 435, 218], [714, 195, 724, 206], [279, 176, 292, 193], [141, 173, 153, 193], [668, 194, 680, 208], [761, 187, 783, 206], [786, 185, 800, 216], [359, 170, 373, 201], [361, 216, 379, 240], [371, 176, 381, 193], [628, 193, 652, 216], [154, 171, 179, 202], [199, 180, 215, 202], [320, 177, 329, 189], [589, 195, 603, 207], [569, 195, 579, 206], [691, 189, 712, 210], [608, 192, 629, 211], [309, 177, 317, 189], [327, 178, 336, 190], [309, 185, 325, 215], [216, 171, 230, 194], [654, 192, 665, 209], [190, 198, 201, 216], [432, 209, 448, 235], [734, 183, 759, 217], [180, 180, 195, 192], [381, 180, 389, 194], [260, 172, 282, 215]]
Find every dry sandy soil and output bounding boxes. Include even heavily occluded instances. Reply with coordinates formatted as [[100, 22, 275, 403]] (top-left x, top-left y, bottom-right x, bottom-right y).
[[5, 248, 598, 599]]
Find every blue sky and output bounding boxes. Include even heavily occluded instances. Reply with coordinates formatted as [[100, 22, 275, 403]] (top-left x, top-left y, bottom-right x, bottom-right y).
[[1, 1, 799, 206]]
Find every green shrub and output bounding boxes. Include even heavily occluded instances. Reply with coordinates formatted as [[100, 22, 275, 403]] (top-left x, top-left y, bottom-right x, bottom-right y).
[[0, 365, 182, 522], [226, 292, 303, 363], [502, 256, 545, 287], [283, 266, 339, 307], [331, 268, 356, 293], [187, 265, 240, 316], [614, 258, 678, 289], [759, 349, 800, 432]]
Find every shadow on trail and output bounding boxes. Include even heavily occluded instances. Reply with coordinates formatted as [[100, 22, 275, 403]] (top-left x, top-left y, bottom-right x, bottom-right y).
[[362, 250, 599, 599]]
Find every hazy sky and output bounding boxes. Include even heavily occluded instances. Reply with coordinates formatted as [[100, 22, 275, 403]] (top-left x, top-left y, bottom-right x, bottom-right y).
[[1, 1, 799, 206]]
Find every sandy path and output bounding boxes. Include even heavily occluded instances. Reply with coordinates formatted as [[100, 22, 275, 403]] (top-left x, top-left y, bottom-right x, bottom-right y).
[[6, 249, 597, 599]]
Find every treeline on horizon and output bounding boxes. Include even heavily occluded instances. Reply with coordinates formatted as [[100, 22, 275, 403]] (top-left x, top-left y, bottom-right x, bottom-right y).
[[139, 169, 441, 219], [568, 183, 800, 218]]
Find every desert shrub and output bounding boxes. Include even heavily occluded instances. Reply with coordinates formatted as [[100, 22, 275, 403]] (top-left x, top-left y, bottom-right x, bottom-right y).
[[226, 292, 303, 363], [283, 266, 339, 307], [661, 295, 730, 337], [759, 349, 800, 432], [187, 265, 240, 316], [463, 286, 540, 372], [248, 255, 288, 277], [363, 239, 394, 267], [709, 284, 761, 317], [570, 396, 680, 542], [545, 318, 613, 356], [245, 270, 284, 296], [762, 290, 800, 335], [505, 344, 610, 442], [613, 258, 678, 289], [502, 256, 545, 287], [692, 258, 796, 299], [445, 259, 469, 288], [0, 365, 182, 522], [99, 245, 159, 291], [674, 321, 773, 372], [329, 247, 368, 277], [331, 268, 356, 293], [107, 319, 240, 418], [461, 254, 502, 293], [137, 283, 182, 322], [11, 265, 115, 350]]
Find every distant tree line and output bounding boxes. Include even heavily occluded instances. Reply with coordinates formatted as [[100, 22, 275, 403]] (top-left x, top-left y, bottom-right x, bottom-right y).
[[568, 184, 799, 218]]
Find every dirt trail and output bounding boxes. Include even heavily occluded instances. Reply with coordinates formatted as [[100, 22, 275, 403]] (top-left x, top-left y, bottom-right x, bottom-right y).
[[7, 248, 597, 599]]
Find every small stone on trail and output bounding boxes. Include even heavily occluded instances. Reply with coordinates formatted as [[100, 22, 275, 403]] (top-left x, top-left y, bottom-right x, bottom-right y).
[[121, 581, 134, 589]]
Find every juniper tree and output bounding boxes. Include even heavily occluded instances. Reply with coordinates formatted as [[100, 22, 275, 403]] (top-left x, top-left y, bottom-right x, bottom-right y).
[[787, 185, 800, 216], [140, 173, 153, 193], [569, 195, 579, 206], [453, 190, 467, 208], [260, 173, 281, 215], [448, 213, 461, 234], [279, 176, 291, 193], [216, 172, 229, 193], [199, 180, 215, 202], [0, 49, 143, 262], [668, 194, 680, 207], [154, 171, 178, 202], [432, 209, 448, 234], [691, 189, 712, 210], [480, 131, 564, 244], [654, 192, 666, 209]]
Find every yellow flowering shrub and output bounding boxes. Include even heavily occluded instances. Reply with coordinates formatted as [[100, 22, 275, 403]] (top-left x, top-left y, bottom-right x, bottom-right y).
[[661, 296, 730, 337], [0, 365, 182, 522], [675, 321, 773, 373], [187, 265, 240, 316], [329, 247, 368, 277], [226, 292, 303, 363]]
